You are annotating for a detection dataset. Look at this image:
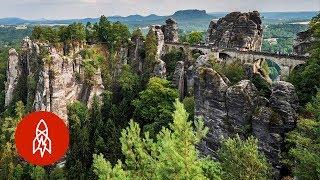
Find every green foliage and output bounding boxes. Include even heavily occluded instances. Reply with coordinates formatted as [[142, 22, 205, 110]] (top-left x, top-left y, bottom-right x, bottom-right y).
[[92, 154, 128, 180], [143, 29, 158, 81], [218, 135, 271, 180], [210, 57, 245, 85], [95, 16, 130, 50], [288, 14, 320, 105], [31, 166, 47, 180], [49, 167, 66, 180], [183, 96, 195, 121], [133, 77, 179, 135], [32, 23, 85, 44], [287, 118, 320, 179], [0, 101, 25, 179], [92, 100, 221, 179], [262, 24, 308, 54], [250, 74, 272, 98], [187, 31, 204, 45], [65, 101, 91, 179], [286, 90, 320, 179], [0, 47, 9, 113], [162, 49, 186, 81]]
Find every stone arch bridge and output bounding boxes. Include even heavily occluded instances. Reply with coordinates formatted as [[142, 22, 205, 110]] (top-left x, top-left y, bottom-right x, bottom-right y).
[[164, 42, 308, 78]]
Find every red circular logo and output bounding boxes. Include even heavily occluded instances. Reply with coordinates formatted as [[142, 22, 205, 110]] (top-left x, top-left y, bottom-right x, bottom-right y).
[[15, 111, 69, 166]]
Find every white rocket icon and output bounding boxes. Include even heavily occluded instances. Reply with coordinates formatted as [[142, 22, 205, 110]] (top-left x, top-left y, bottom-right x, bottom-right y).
[[33, 119, 52, 158]]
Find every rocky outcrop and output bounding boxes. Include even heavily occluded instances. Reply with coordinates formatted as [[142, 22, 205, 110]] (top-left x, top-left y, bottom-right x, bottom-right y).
[[194, 68, 229, 155], [252, 106, 283, 175], [172, 61, 185, 99], [226, 80, 258, 136], [293, 30, 313, 56], [194, 65, 298, 176], [7, 38, 104, 122], [161, 18, 179, 43], [153, 60, 166, 78], [5, 49, 20, 106], [270, 81, 299, 125], [206, 11, 263, 51], [129, 33, 145, 73], [150, 25, 165, 59]]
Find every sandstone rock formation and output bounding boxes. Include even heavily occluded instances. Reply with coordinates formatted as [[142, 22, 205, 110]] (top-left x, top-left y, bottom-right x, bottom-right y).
[[269, 81, 299, 125], [6, 38, 105, 122], [206, 11, 263, 51], [194, 65, 298, 176], [128, 33, 145, 74], [172, 61, 185, 99], [194, 68, 229, 155], [5, 49, 20, 106], [161, 18, 179, 43], [150, 25, 165, 60], [293, 29, 313, 56], [226, 80, 257, 136], [153, 60, 167, 78]]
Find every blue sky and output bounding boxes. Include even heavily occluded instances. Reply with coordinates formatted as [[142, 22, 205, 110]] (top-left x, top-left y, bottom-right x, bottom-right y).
[[0, 0, 319, 19]]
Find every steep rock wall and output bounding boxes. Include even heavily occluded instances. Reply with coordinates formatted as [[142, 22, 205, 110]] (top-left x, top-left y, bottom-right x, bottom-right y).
[[206, 11, 263, 51], [6, 38, 105, 122]]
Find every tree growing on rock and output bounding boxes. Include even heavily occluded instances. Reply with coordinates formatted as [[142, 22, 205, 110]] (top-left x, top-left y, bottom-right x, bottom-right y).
[[143, 29, 158, 82], [92, 100, 222, 179]]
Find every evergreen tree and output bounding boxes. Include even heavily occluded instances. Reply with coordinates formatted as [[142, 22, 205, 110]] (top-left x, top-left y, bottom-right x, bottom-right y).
[[218, 135, 271, 180], [133, 77, 179, 135], [286, 91, 320, 179], [65, 101, 91, 179], [92, 100, 221, 179], [0, 101, 25, 179], [31, 166, 47, 180]]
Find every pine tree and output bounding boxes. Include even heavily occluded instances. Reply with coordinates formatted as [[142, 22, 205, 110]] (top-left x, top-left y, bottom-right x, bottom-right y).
[[92, 100, 222, 179], [218, 135, 271, 180]]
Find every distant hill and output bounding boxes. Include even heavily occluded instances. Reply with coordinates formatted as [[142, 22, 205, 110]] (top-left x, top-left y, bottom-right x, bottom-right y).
[[0, 10, 318, 32], [0, 18, 31, 25], [260, 11, 319, 20], [171, 10, 211, 19]]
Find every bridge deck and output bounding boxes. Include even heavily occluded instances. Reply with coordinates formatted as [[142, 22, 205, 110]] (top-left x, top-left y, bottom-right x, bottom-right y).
[[165, 42, 309, 61]]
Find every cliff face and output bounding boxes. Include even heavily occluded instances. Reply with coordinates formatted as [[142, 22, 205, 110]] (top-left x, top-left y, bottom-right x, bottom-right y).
[[5, 37, 104, 122], [161, 18, 179, 43], [194, 67, 298, 176], [293, 29, 314, 56], [5, 49, 20, 106], [206, 11, 263, 51]]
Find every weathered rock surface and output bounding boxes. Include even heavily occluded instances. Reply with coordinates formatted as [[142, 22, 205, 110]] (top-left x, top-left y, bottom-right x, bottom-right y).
[[206, 11, 263, 51], [226, 80, 258, 136], [172, 61, 185, 99], [161, 18, 179, 43], [7, 38, 105, 122], [150, 25, 165, 59], [194, 68, 229, 154], [293, 29, 313, 56], [153, 60, 167, 78], [252, 106, 282, 174], [194, 65, 298, 177], [128, 33, 145, 73], [270, 81, 299, 125], [5, 49, 20, 106]]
